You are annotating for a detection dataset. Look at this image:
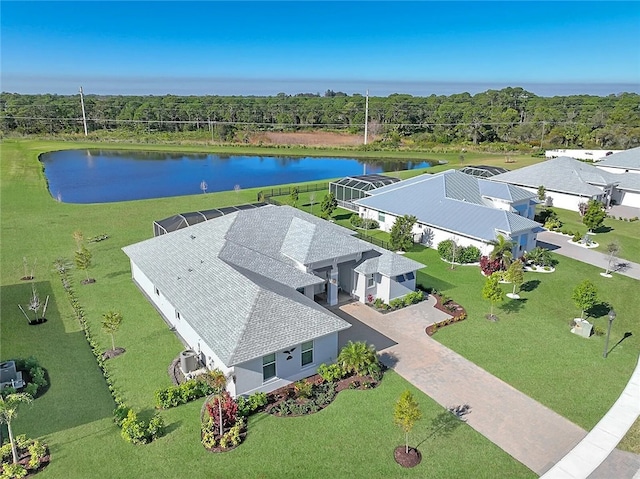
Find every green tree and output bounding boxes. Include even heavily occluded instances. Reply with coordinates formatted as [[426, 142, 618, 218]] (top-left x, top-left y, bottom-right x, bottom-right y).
[[572, 280, 598, 319], [393, 390, 422, 454], [582, 200, 606, 232], [482, 272, 505, 318], [504, 259, 525, 296], [337, 341, 379, 377], [537, 185, 546, 202], [101, 310, 123, 351], [0, 393, 33, 464], [390, 215, 417, 252], [74, 245, 93, 282], [489, 234, 514, 270], [320, 192, 337, 219], [289, 186, 299, 207]]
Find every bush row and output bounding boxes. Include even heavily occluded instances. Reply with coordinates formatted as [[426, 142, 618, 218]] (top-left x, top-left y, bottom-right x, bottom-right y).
[[369, 290, 424, 311], [437, 239, 481, 264], [349, 214, 379, 230], [54, 258, 164, 445], [154, 377, 216, 409]]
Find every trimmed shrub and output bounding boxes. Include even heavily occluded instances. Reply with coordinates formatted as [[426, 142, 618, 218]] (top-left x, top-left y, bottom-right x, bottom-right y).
[[317, 363, 345, 382]]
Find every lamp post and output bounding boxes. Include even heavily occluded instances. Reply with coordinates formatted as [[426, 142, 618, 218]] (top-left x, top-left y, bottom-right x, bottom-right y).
[[603, 308, 616, 358]]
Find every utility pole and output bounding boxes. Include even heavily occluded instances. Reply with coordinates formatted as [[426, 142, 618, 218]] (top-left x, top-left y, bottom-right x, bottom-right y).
[[79, 86, 88, 136], [364, 89, 369, 145], [363, 89, 369, 175]]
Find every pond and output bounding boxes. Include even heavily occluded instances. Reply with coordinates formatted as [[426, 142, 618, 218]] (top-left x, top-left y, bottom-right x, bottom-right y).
[[40, 149, 431, 204]]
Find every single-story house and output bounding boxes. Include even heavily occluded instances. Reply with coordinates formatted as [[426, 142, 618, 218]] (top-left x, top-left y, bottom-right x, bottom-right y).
[[545, 149, 622, 161], [353, 169, 542, 258], [595, 147, 640, 207], [122, 205, 423, 397], [490, 157, 621, 211]]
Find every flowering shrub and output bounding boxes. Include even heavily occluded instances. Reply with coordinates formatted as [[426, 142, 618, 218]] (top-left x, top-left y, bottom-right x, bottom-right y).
[[479, 256, 502, 275]]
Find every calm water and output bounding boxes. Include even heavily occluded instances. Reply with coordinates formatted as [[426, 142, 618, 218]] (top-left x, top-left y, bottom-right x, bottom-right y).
[[40, 149, 431, 204]]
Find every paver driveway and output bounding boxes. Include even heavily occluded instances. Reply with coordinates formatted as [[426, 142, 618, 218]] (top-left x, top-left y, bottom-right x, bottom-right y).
[[336, 297, 587, 476]]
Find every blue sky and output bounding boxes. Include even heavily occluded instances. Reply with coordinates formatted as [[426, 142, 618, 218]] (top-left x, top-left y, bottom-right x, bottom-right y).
[[2, 1, 639, 97]]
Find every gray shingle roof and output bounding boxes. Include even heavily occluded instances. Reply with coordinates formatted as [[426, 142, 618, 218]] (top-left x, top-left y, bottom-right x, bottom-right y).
[[491, 157, 619, 196], [123, 205, 421, 366], [355, 248, 424, 276], [354, 170, 540, 242], [596, 147, 640, 170]]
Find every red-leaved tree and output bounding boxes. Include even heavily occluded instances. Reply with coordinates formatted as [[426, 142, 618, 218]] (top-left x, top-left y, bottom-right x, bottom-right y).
[[206, 392, 238, 435], [479, 256, 502, 276]]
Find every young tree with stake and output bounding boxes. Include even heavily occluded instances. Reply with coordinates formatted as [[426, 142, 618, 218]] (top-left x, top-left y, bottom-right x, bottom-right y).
[[394, 390, 422, 454], [102, 310, 123, 352]]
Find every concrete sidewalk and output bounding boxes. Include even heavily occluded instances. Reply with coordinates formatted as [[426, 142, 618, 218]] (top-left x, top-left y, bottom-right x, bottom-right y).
[[542, 356, 640, 478], [338, 300, 588, 476], [536, 231, 640, 281]]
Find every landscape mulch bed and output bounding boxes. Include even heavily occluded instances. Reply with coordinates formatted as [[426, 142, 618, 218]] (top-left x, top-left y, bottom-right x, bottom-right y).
[[394, 446, 422, 468], [264, 373, 380, 417], [102, 347, 126, 360], [1, 447, 51, 478]]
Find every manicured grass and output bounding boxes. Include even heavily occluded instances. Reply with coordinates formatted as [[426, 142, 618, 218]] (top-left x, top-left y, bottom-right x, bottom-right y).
[[405, 246, 639, 430], [542, 207, 640, 264], [1, 139, 535, 477]]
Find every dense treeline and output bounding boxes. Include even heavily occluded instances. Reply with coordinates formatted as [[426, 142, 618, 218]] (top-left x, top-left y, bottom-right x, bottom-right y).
[[1, 88, 639, 148]]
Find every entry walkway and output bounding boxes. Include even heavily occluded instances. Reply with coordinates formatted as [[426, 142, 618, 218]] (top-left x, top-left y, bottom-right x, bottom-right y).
[[337, 300, 587, 476], [537, 231, 640, 281]]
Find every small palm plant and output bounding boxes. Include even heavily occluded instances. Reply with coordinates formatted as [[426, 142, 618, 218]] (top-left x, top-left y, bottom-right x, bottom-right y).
[[337, 341, 380, 377], [489, 234, 514, 270]]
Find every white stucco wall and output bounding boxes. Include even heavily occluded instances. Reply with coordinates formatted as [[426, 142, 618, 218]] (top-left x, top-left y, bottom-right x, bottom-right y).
[[420, 224, 494, 256], [234, 333, 339, 397], [519, 186, 601, 212], [618, 190, 640, 208], [381, 274, 416, 302], [354, 271, 377, 303]]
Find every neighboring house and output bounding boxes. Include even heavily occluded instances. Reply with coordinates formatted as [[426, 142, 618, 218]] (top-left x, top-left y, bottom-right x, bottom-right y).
[[353, 169, 541, 258], [491, 157, 620, 211], [595, 147, 640, 207], [122, 205, 423, 397], [545, 149, 622, 161]]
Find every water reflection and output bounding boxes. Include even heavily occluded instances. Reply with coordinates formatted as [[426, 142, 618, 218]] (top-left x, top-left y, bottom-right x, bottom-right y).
[[40, 149, 431, 204]]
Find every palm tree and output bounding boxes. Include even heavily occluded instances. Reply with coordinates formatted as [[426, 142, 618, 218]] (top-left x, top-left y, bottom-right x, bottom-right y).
[[0, 393, 33, 464], [337, 341, 379, 377], [489, 234, 514, 270]]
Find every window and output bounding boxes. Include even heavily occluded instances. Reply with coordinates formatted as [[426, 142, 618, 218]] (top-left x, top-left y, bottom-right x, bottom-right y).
[[367, 275, 375, 288], [406, 271, 415, 281], [175, 311, 181, 320], [154, 287, 160, 296], [262, 353, 276, 382], [301, 340, 313, 367], [396, 275, 406, 283], [378, 212, 385, 222]]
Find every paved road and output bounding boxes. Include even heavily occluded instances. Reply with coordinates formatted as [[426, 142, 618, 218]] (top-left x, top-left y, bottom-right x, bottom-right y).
[[336, 299, 587, 476], [537, 230, 640, 281]]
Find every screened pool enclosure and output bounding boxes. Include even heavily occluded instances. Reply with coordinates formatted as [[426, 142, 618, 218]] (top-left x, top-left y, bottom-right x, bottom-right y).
[[329, 174, 400, 211]]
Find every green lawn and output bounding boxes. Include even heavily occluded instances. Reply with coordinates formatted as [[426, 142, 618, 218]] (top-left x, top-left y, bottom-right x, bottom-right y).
[[404, 245, 639, 430], [1, 139, 536, 478], [541, 207, 640, 264]]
